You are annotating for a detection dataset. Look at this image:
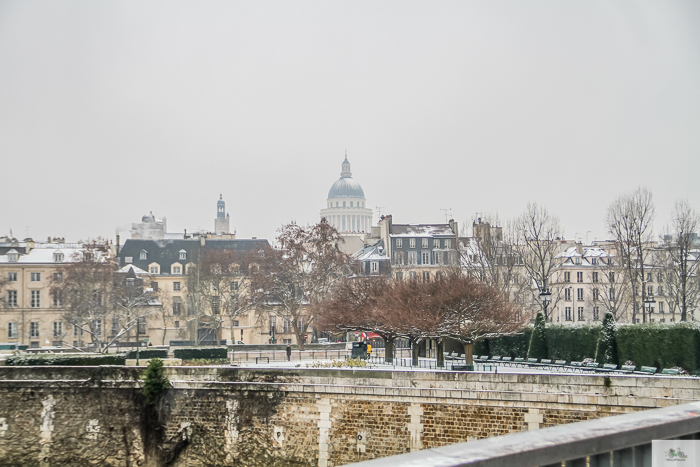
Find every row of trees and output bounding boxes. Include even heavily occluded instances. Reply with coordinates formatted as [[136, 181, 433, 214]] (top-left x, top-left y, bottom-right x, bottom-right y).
[[467, 188, 699, 324], [317, 272, 523, 366]]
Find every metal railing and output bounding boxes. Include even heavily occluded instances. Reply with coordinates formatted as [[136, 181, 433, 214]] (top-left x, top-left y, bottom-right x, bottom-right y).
[[346, 401, 700, 467]]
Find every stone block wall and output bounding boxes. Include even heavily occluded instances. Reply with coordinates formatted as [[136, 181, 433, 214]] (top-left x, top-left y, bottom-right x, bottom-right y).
[[0, 366, 696, 466]]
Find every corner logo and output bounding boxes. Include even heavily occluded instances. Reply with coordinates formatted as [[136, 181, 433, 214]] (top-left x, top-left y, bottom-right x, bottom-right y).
[[665, 448, 688, 461]]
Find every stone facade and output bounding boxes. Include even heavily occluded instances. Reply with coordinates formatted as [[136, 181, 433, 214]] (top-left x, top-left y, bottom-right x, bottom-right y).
[[0, 367, 695, 466]]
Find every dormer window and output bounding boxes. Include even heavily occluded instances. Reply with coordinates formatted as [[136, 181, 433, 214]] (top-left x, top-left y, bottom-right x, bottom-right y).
[[7, 250, 19, 262], [53, 252, 64, 262], [140, 250, 148, 260], [179, 250, 187, 260]]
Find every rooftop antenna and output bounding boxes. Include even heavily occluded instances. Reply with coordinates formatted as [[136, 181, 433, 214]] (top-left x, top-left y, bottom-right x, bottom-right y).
[[441, 208, 452, 223], [376, 206, 385, 217]]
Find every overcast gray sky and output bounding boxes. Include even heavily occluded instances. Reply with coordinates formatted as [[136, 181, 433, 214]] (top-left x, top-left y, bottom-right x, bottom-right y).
[[1, 1, 699, 245]]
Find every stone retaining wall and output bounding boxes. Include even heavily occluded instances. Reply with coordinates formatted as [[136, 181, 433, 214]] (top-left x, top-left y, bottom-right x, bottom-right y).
[[0, 366, 697, 466]]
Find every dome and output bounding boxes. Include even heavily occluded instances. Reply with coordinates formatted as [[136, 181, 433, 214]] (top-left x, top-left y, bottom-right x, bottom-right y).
[[142, 212, 156, 223], [328, 177, 365, 199]]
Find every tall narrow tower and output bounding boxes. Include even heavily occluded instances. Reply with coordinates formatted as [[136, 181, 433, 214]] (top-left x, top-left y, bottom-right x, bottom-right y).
[[214, 194, 231, 234]]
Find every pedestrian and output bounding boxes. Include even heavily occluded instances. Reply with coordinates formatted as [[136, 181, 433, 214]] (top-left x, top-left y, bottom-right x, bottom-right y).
[[286, 344, 291, 361]]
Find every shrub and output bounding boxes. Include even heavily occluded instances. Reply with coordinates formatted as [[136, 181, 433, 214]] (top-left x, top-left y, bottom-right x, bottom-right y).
[[5, 353, 126, 366], [527, 313, 548, 359], [125, 349, 168, 359], [616, 323, 700, 372], [142, 358, 170, 405], [173, 347, 228, 360], [546, 324, 600, 362], [595, 313, 618, 365], [486, 329, 532, 358]]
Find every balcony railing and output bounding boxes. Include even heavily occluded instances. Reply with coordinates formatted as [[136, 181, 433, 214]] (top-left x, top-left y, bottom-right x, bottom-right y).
[[347, 401, 700, 467]]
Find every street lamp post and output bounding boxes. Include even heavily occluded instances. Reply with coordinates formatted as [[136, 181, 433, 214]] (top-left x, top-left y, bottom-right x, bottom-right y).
[[539, 289, 552, 321], [644, 295, 656, 320]]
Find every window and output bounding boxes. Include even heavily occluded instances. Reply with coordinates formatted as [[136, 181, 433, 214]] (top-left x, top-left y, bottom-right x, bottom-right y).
[[269, 315, 276, 334], [30, 322, 39, 338], [112, 317, 119, 336], [53, 321, 62, 338], [593, 307, 600, 321], [421, 252, 430, 264], [658, 272, 664, 282], [53, 252, 64, 262], [83, 252, 93, 261], [408, 251, 417, 265], [609, 272, 615, 283], [577, 307, 584, 321], [53, 272, 63, 282], [53, 290, 61, 307], [659, 302, 665, 313], [138, 317, 146, 334], [31, 272, 41, 282], [173, 282, 181, 291], [370, 261, 379, 274], [7, 251, 19, 262], [173, 297, 182, 315], [395, 272, 403, 281], [577, 288, 584, 301], [592, 288, 599, 301], [609, 288, 616, 301], [31, 290, 40, 308], [576, 272, 583, 283], [423, 271, 430, 282], [434, 251, 441, 265], [8, 272, 17, 282], [444, 239, 451, 249], [658, 286, 664, 296], [647, 286, 653, 297], [231, 281, 239, 291], [212, 296, 220, 315], [433, 239, 441, 249], [575, 257, 582, 265], [591, 258, 598, 265], [646, 273, 652, 282], [283, 339, 292, 344], [564, 272, 570, 283], [565, 288, 571, 301], [179, 250, 187, 260], [93, 290, 102, 306], [395, 251, 404, 265], [7, 322, 17, 339], [233, 320, 239, 327], [565, 307, 572, 321], [93, 319, 102, 336], [592, 272, 598, 283], [422, 238, 428, 249], [126, 278, 135, 287], [125, 257, 133, 264], [409, 271, 416, 280], [7, 290, 18, 307], [150, 267, 158, 274], [172, 266, 181, 274], [151, 282, 158, 292], [284, 319, 291, 333], [140, 250, 148, 260], [396, 238, 402, 248]]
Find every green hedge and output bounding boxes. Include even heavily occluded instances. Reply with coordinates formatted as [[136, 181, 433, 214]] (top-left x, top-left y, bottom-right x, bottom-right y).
[[5, 353, 126, 366], [616, 323, 700, 372], [545, 325, 600, 362], [487, 329, 532, 358], [173, 347, 228, 360], [125, 349, 168, 359]]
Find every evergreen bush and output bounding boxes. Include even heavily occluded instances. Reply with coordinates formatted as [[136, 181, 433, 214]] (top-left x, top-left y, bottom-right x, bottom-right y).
[[172, 347, 228, 360], [141, 358, 170, 405], [616, 323, 700, 372], [595, 313, 618, 365], [125, 349, 168, 359], [527, 313, 548, 359], [546, 324, 600, 362], [5, 353, 126, 366], [486, 328, 532, 358]]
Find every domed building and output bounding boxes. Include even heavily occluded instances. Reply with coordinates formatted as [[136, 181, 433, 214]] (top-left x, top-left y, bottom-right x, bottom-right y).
[[320, 155, 373, 233]]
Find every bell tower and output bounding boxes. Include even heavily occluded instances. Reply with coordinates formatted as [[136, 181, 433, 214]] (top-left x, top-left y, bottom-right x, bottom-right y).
[[214, 194, 231, 234]]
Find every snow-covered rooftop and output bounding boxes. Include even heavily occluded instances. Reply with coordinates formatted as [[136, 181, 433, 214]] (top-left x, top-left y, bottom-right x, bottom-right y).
[[391, 224, 455, 237]]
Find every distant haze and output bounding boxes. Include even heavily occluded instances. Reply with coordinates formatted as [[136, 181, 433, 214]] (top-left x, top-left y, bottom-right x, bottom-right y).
[[1, 1, 698, 244]]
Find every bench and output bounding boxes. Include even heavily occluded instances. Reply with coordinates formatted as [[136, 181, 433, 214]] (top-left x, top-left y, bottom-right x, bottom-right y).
[[567, 361, 584, 372], [635, 366, 657, 375], [596, 363, 618, 373], [527, 358, 539, 366], [474, 355, 487, 362], [539, 359, 553, 366], [661, 368, 680, 375], [618, 365, 636, 374], [584, 362, 600, 370], [513, 357, 526, 367], [553, 360, 567, 366], [255, 357, 269, 364], [489, 356, 502, 362], [501, 357, 512, 365]]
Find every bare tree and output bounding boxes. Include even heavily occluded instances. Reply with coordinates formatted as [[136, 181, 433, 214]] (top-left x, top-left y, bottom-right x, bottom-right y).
[[254, 220, 350, 350], [110, 267, 161, 347], [512, 203, 563, 321], [51, 240, 114, 350], [606, 187, 655, 323], [585, 255, 634, 323], [662, 200, 700, 321]]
